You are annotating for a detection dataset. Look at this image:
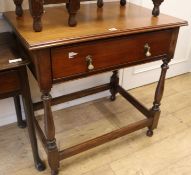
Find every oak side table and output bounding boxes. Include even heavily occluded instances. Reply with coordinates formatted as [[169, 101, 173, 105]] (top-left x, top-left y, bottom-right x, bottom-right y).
[[4, 2, 187, 175], [0, 32, 45, 171], [13, 0, 164, 32]]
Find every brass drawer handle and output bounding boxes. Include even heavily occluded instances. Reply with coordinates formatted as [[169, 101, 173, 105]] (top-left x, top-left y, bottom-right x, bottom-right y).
[[144, 43, 152, 57], [86, 55, 94, 71]]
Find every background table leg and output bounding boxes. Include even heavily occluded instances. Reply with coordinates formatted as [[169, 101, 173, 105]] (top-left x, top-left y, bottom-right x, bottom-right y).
[[120, 0, 126, 6], [13, 0, 23, 17], [19, 67, 46, 171], [97, 0, 104, 8], [68, 0, 80, 27], [152, 0, 164, 17], [28, 0, 44, 32], [14, 95, 26, 128]]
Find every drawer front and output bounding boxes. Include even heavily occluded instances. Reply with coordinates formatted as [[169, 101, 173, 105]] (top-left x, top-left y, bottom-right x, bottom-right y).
[[0, 70, 20, 95], [51, 30, 172, 80]]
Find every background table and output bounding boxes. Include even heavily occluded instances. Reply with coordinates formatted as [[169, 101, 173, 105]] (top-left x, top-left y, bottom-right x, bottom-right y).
[[0, 32, 46, 172]]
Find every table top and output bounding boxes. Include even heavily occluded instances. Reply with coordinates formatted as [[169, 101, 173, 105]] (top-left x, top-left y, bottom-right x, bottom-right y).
[[0, 33, 29, 71], [4, 2, 187, 50]]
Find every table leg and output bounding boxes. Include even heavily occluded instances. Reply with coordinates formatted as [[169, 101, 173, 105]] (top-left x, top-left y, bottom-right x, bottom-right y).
[[110, 70, 119, 101], [147, 58, 169, 137], [120, 0, 126, 6], [68, 0, 80, 27], [152, 0, 164, 17], [13, 0, 23, 17], [14, 95, 26, 128], [42, 92, 59, 175], [19, 67, 46, 171], [66, 2, 70, 12], [28, 0, 44, 32], [97, 0, 104, 8]]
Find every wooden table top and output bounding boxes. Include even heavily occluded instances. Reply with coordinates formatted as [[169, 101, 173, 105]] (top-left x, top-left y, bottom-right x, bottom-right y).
[[0, 33, 29, 71], [4, 2, 187, 50]]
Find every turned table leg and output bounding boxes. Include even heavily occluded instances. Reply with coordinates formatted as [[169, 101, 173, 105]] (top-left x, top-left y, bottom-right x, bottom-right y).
[[152, 0, 164, 17], [97, 0, 126, 8], [97, 0, 104, 8], [42, 92, 59, 175], [28, 0, 44, 32], [68, 0, 80, 27], [14, 95, 26, 128], [19, 67, 45, 171], [66, 2, 70, 12], [147, 58, 169, 137], [13, 0, 23, 17], [120, 0, 126, 6], [110, 70, 119, 101]]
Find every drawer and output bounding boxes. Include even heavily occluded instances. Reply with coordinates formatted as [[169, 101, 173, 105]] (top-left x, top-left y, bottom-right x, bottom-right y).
[[0, 70, 20, 95], [51, 30, 172, 80]]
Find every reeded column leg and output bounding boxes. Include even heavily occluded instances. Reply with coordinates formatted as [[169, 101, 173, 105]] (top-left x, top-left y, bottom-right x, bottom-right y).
[[68, 0, 80, 27], [110, 70, 119, 101], [147, 58, 169, 137], [14, 95, 26, 128], [42, 92, 59, 175], [13, 0, 23, 17], [152, 0, 164, 17], [28, 0, 44, 32], [19, 67, 45, 171]]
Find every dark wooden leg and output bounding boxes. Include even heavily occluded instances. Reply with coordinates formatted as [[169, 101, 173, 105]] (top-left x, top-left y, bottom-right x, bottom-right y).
[[68, 0, 80, 27], [152, 0, 164, 17], [14, 95, 26, 128], [28, 0, 44, 32], [13, 0, 23, 17], [66, 2, 70, 12], [42, 92, 59, 175], [147, 58, 169, 137], [110, 70, 119, 101], [19, 67, 46, 171], [120, 0, 126, 6], [97, 0, 104, 8]]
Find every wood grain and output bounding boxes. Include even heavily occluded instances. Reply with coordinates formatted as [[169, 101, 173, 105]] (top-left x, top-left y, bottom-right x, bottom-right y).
[[3, 4, 187, 174], [51, 29, 172, 79], [1, 73, 191, 175], [4, 2, 187, 50], [0, 70, 20, 95], [0, 33, 29, 71]]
